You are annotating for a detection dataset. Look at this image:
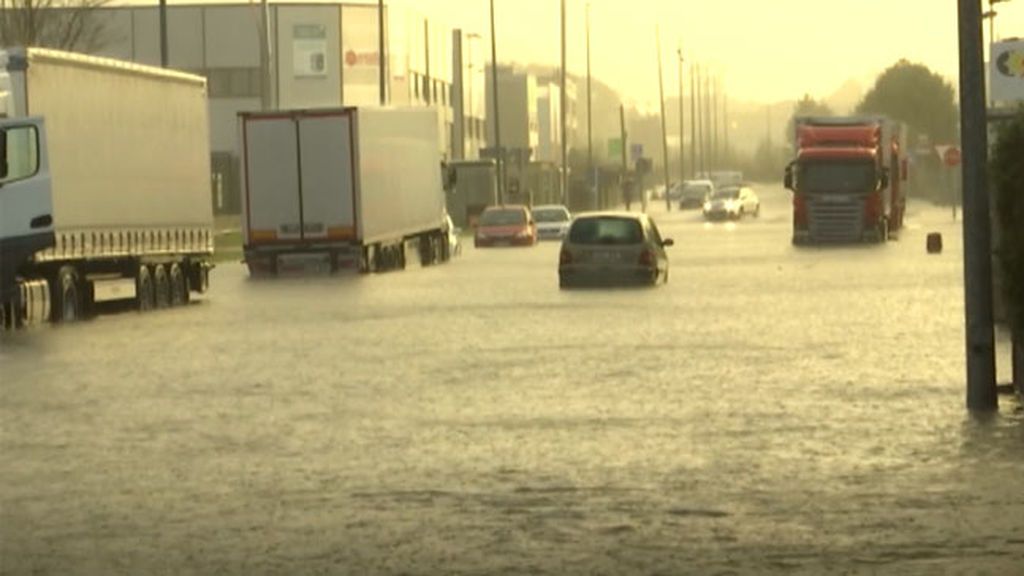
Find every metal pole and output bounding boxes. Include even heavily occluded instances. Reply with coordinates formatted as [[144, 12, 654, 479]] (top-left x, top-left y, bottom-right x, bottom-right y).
[[703, 66, 711, 176], [378, 0, 386, 105], [586, 2, 594, 209], [620, 103, 628, 210], [560, 0, 568, 206], [689, 62, 696, 179], [489, 0, 504, 204], [957, 0, 998, 411], [677, 47, 685, 187], [710, 74, 718, 172], [656, 26, 671, 212], [723, 89, 729, 167], [260, 0, 273, 110], [696, 64, 704, 177], [159, 0, 168, 68]]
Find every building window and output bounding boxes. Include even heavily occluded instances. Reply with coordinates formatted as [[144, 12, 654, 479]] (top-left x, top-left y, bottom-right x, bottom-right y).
[[204, 68, 262, 99]]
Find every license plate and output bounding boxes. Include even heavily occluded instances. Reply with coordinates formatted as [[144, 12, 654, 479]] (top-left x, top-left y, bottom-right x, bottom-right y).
[[591, 251, 619, 263]]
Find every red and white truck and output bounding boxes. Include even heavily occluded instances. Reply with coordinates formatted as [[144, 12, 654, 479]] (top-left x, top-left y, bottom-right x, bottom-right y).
[[238, 107, 452, 275], [784, 116, 908, 244]]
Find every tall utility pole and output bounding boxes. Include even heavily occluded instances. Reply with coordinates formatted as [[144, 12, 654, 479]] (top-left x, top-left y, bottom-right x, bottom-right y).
[[378, 0, 387, 105], [689, 62, 696, 179], [656, 26, 671, 211], [620, 104, 628, 210], [586, 2, 594, 209], [703, 67, 711, 175], [560, 0, 569, 206], [958, 0, 998, 411], [159, 0, 168, 68], [723, 87, 729, 167], [259, 0, 273, 110], [710, 74, 718, 171], [489, 0, 504, 203], [696, 64, 705, 176], [677, 47, 685, 186]]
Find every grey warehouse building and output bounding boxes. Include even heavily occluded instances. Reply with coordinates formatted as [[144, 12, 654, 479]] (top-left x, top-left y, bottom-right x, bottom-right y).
[[77, 1, 488, 214]]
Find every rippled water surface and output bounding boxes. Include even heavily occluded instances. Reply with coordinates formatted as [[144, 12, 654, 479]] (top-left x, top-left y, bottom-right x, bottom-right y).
[[2, 186, 1021, 575]]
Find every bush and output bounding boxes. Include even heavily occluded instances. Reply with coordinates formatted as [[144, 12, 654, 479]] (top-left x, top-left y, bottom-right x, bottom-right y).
[[991, 107, 1024, 336]]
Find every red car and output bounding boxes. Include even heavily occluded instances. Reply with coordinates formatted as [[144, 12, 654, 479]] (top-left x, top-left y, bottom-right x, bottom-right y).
[[474, 205, 537, 247]]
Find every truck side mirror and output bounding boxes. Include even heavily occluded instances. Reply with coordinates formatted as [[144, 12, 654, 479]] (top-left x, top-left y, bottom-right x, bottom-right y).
[[783, 164, 793, 190], [442, 164, 457, 193], [879, 169, 890, 190]]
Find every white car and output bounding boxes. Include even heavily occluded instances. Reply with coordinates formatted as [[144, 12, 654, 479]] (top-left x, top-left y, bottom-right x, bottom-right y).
[[532, 204, 572, 241]]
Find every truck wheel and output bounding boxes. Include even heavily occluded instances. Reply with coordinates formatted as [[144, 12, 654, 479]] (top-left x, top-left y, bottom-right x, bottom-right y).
[[169, 263, 189, 307], [53, 266, 82, 323], [153, 265, 170, 309], [136, 265, 155, 312]]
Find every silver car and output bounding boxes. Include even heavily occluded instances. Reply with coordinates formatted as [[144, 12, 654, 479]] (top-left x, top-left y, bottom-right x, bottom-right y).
[[558, 212, 673, 288], [532, 204, 572, 240]]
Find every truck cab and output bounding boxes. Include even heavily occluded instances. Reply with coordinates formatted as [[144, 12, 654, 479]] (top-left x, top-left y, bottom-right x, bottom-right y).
[[784, 118, 905, 244]]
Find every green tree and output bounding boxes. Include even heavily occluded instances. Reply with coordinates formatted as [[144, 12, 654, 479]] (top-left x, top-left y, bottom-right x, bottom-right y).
[[786, 94, 833, 146], [855, 59, 957, 147], [0, 0, 112, 53], [991, 107, 1024, 336]]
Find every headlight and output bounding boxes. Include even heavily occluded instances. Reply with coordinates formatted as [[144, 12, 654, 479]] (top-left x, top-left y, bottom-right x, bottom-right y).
[[725, 200, 737, 211], [516, 229, 531, 238], [703, 201, 712, 211]]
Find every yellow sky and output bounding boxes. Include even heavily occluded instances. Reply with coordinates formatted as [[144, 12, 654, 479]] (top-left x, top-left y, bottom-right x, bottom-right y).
[[398, 0, 1024, 109]]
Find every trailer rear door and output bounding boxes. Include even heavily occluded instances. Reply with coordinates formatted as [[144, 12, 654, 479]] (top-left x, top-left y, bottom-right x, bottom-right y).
[[297, 112, 357, 242], [242, 116, 302, 244]]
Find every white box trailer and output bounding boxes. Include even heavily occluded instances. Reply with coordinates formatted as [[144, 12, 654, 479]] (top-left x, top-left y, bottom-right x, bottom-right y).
[[0, 47, 214, 329], [239, 107, 452, 275]]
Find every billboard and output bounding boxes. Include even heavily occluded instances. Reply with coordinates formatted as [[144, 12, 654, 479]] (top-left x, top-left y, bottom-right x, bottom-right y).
[[293, 24, 327, 77], [991, 40, 1024, 103]]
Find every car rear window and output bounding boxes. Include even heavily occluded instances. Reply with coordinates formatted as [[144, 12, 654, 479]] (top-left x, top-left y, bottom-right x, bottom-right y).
[[479, 209, 526, 226], [534, 209, 570, 223], [568, 217, 644, 245]]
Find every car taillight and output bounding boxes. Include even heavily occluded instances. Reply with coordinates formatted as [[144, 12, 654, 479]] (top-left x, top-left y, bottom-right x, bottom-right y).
[[639, 249, 654, 267], [559, 248, 573, 265], [793, 194, 808, 227]]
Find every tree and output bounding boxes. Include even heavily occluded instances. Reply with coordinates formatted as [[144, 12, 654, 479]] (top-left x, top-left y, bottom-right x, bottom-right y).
[[786, 94, 833, 146], [0, 0, 112, 53], [991, 107, 1024, 338], [855, 59, 957, 147]]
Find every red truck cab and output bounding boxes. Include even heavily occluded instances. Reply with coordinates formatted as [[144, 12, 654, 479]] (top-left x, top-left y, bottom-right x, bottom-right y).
[[784, 117, 907, 245]]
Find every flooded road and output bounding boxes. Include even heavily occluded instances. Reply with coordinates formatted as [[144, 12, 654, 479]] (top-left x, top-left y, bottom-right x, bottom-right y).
[[2, 185, 1021, 575]]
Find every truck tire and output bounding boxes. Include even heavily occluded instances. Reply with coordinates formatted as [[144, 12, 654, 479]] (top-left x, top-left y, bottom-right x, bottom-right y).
[[52, 265, 82, 323], [136, 265, 155, 312], [153, 264, 170, 309], [169, 263, 189, 307]]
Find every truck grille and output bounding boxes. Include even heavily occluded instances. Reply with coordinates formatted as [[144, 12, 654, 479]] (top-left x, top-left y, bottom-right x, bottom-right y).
[[807, 196, 864, 243]]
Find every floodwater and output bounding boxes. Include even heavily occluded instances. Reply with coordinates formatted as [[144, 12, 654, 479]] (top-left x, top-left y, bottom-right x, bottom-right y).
[[1, 185, 1021, 575]]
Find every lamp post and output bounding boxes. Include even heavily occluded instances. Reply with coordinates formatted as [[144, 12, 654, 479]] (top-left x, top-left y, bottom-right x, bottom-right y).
[[677, 47, 685, 187], [159, 0, 168, 68], [489, 0, 504, 203], [560, 0, 568, 206], [586, 1, 594, 209], [378, 0, 386, 105]]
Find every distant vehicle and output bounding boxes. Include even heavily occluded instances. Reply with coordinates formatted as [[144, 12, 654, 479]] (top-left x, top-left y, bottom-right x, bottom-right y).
[[0, 48, 214, 329], [703, 186, 760, 221], [707, 170, 744, 188], [532, 204, 572, 240], [784, 116, 908, 244], [474, 205, 537, 247], [558, 212, 673, 288], [239, 107, 451, 275], [678, 180, 716, 209], [446, 159, 498, 229], [444, 214, 462, 257]]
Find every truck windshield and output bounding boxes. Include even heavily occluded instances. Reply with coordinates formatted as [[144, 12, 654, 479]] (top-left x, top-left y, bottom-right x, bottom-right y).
[[799, 162, 876, 194]]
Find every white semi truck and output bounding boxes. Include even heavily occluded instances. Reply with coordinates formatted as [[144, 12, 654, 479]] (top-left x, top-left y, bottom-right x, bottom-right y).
[[0, 47, 214, 329], [239, 106, 452, 275]]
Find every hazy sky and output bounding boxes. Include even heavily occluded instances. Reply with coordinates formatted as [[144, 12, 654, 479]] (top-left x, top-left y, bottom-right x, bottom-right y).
[[395, 0, 1024, 110]]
